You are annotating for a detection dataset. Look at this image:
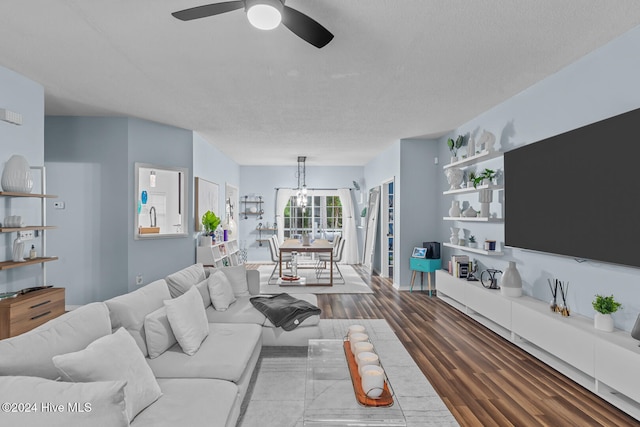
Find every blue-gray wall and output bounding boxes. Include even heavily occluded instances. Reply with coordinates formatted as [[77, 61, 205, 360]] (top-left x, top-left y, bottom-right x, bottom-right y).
[[0, 66, 45, 292], [436, 24, 640, 332]]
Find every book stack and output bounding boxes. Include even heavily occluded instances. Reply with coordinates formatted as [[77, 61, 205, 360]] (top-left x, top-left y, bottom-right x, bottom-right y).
[[449, 255, 471, 278]]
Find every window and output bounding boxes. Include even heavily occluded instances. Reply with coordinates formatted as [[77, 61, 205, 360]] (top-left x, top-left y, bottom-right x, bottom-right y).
[[283, 195, 342, 240]]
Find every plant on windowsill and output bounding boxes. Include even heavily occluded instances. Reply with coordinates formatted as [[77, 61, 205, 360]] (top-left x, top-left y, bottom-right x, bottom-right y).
[[592, 294, 622, 332]]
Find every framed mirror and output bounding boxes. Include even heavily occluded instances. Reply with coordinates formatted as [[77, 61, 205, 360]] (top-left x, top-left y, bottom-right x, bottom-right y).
[[135, 162, 188, 239]]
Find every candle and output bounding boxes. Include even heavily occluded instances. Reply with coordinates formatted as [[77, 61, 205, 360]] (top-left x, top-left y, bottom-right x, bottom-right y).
[[347, 324, 366, 337], [356, 351, 379, 375], [353, 341, 374, 357], [361, 365, 385, 398], [349, 333, 369, 353]]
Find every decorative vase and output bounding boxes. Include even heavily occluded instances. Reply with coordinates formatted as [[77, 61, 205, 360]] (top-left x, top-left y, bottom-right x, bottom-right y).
[[199, 235, 212, 246], [462, 206, 477, 217], [12, 237, 25, 262], [449, 227, 460, 245], [468, 241, 477, 248], [302, 234, 311, 246], [1, 155, 33, 193], [500, 261, 522, 297], [594, 313, 614, 332], [445, 168, 464, 191], [449, 200, 461, 217], [467, 136, 476, 157]]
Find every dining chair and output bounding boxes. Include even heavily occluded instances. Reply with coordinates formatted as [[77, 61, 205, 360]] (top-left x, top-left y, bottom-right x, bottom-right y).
[[315, 238, 346, 284]]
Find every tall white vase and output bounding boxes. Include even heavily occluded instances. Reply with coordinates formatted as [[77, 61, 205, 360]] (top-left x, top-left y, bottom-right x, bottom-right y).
[[478, 189, 493, 218], [449, 227, 460, 245], [500, 261, 522, 297], [449, 200, 461, 217], [1, 155, 33, 193]]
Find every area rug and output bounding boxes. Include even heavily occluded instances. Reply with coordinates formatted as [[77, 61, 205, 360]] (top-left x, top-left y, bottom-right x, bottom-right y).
[[256, 264, 373, 294], [238, 319, 459, 427]]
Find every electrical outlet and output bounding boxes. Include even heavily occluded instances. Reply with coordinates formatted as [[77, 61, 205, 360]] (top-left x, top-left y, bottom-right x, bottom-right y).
[[53, 201, 65, 209], [18, 230, 34, 240], [135, 274, 143, 285]]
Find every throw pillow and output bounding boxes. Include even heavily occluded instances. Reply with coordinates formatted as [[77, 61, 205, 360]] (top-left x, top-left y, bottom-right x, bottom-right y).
[[0, 376, 128, 427], [52, 327, 162, 422], [165, 263, 206, 298], [195, 277, 212, 309], [208, 270, 237, 311], [144, 306, 178, 359], [164, 286, 209, 355], [219, 264, 250, 297]]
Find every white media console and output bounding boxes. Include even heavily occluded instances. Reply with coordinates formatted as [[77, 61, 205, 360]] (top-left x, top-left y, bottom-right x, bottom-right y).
[[435, 269, 640, 420]]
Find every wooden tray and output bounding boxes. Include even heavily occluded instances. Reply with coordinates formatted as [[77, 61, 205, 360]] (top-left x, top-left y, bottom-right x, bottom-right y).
[[281, 276, 300, 281], [343, 340, 394, 407]]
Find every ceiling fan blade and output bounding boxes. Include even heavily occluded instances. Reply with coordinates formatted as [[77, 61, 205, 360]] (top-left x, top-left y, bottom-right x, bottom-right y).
[[172, 1, 244, 21], [282, 6, 334, 48]]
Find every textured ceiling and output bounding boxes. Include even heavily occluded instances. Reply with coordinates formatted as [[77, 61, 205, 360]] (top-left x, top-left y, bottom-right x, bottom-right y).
[[1, 1, 640, 165]]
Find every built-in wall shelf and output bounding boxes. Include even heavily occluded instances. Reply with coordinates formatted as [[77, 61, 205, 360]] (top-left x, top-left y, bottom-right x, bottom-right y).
[[443, 184, 503, 195], [443, 150, 502, 170], [443, 216, 503, 223], [443, 243, 503, 256], [0, 191, 57, 198]]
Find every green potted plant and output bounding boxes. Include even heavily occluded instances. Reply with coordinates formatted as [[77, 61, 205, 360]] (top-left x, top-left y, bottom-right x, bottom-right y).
[[201, 210, 221, 246], [360, 207, 367, 227], [446, 135, 464, 163], [468, 235, 477, 248], [472, 168, 497, 188], [592, 294, 622, 332]]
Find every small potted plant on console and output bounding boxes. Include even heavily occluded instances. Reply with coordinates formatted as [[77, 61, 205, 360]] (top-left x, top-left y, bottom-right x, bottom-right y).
[[592, 294, 622, 332], [201, 210, 221, 246]]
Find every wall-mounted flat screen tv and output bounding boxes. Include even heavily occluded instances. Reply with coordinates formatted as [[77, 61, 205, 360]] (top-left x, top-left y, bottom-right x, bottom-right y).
[[504, 107, 640, 268]]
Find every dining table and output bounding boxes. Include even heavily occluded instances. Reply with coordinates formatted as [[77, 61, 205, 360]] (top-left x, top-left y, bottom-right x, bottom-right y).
[[279, 238, 334, 286]]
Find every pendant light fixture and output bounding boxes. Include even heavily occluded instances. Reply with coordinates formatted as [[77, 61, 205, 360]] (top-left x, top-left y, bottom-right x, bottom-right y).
[[296, 156, 308, 209]]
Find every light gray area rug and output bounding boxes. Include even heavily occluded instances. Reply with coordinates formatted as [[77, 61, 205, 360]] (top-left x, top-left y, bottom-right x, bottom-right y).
[[257, 264, 374, 294], [238, 319, 458, 427]]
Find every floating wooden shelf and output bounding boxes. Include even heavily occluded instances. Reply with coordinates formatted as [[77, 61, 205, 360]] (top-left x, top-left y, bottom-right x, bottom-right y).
[[0, 191, 57, 198], [0, 226, 57, 233], [0, 257, 59, 271]]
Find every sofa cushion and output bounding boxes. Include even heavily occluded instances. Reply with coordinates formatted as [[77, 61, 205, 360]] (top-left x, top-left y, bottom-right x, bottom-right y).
[[132, 378, 239, 427], [0, 302, 111, 379], [164, 287, 209, 356], [53, 327, 162, 422], [147, 323, 262, 382], [165, 263, 206, 298], [208, 270, 237, 311], [0, 376, 129, 427], [195, 278, 212, 308], [144, 306, 177, 359], [205, 296, 266, 325], [105, 279, 171, 356], [219, 264, 250, 297]]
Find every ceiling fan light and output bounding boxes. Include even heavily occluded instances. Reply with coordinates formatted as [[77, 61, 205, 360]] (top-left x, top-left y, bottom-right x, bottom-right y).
[[246, 1, 282, 30]]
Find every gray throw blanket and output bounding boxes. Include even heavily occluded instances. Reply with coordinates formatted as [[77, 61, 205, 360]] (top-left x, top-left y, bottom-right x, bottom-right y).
[[250, 293, 321, 331]]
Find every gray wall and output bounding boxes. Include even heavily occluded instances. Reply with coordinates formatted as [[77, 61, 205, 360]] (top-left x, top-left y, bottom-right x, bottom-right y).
[[0, 66, 45, 292]]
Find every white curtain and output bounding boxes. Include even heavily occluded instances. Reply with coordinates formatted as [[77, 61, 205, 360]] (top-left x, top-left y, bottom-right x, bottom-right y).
[[338, 188, 358, 264], [275, 189, 295, 243]]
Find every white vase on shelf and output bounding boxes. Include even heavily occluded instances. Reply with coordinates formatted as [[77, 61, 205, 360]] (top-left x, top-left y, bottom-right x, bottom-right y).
[[445, 168, 464, 191], [449, 227, 460, 245], [449, 200, 461, 217], [1, 155, 33, 193]]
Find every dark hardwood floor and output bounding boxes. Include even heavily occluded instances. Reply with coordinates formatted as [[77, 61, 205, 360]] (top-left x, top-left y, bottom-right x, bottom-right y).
[[250, 263, 639, 426]]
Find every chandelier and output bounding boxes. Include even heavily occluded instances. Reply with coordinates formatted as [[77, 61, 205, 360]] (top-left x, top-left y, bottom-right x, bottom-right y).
[[296, 156, 308, 209]]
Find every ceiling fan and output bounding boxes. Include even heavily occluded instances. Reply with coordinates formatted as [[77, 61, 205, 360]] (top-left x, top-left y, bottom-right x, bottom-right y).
[[172, 0, 334, 48]]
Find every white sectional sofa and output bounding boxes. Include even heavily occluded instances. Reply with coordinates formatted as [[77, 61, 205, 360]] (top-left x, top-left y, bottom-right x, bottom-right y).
[[0, 263, 321, 427]]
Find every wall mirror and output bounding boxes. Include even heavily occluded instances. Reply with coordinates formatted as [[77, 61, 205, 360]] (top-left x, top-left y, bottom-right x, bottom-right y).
[[135, 162, 188, 239]]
